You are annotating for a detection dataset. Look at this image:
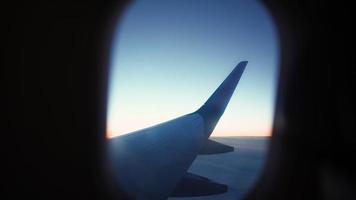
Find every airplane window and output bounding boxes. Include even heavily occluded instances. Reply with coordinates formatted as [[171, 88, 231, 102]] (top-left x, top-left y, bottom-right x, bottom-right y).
[[106, 1, 279, 199]]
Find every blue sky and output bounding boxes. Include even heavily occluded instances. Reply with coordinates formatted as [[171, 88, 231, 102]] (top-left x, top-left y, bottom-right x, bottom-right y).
[[107, 0, 279, 137]]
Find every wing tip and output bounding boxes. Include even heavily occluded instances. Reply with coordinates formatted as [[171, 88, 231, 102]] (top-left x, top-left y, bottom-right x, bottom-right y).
[[195, 61, 247, 136], [239, 60, 248, 66], [235, 61, 248, 73]]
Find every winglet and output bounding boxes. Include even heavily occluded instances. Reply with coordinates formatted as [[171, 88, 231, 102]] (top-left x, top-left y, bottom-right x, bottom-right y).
[[195, 61, 247, 136]]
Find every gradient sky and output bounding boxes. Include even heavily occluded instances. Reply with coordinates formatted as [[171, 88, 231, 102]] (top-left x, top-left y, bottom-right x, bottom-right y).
[[107, 0, 279, 138]]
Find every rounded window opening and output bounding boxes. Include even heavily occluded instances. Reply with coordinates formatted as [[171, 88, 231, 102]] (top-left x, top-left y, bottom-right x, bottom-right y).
[[106, 1, 279, 199]]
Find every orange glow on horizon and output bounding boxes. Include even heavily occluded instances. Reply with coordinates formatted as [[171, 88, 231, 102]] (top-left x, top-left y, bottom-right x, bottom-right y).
[[106, 127, 272, 139]]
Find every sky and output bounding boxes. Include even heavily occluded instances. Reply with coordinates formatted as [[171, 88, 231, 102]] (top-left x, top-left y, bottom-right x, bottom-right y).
[[107, 0, 279, 138]]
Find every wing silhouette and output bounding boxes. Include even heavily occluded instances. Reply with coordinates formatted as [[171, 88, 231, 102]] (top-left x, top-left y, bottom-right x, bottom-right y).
[[109, 61, 247, 200]]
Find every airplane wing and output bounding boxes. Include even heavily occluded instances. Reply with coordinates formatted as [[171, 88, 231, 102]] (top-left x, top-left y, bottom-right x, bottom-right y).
[[199, 138, 234, 155], [109, 61, 247, 200]]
